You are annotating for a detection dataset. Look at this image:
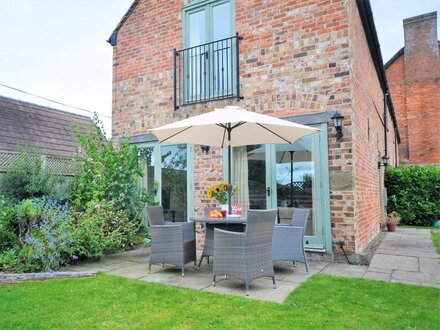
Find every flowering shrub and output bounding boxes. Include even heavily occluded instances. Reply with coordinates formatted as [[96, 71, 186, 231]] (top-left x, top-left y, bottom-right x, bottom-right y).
[[0, 198, 75, 272], [71, 200, 142, 258], [206, 182, 236, 205], [70, 118, 144, 222]]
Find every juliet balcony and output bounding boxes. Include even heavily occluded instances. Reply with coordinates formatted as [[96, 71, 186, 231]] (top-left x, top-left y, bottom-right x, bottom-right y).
[[173, 34, 242, 110]]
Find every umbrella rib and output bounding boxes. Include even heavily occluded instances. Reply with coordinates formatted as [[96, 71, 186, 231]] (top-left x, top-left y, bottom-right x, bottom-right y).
[[159, 126, 193, 143], [220, 125, 226, 148], [217, 122, 245, 147], [256, 123, 292, 144]]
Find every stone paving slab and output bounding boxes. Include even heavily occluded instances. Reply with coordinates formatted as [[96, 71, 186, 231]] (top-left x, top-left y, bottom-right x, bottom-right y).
[[391, 270, 439, 286], [369, 254, 419, 271], [107, 263, 150, 279], [366, 267, 393, 274], [322, 263, 368, 278], [419, 258, 440, 274], [363, 271, 391, 282], [374, 249, 439, 259]]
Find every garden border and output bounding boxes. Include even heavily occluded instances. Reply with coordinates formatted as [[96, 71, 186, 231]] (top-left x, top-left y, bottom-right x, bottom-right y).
[[0, 271, 96, 285]]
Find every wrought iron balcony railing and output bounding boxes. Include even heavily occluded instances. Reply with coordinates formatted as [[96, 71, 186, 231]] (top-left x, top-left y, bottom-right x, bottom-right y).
[[173, 34, 242, 110]]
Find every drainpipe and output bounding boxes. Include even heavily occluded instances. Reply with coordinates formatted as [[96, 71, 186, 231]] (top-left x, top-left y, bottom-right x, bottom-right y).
[[394, 126, 398, 166], [383, 93, 389, 164]]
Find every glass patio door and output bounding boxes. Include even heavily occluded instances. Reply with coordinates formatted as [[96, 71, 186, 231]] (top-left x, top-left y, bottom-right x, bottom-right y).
[[138, 143, 194, 222], [231, 123, 331, 252], [160, 144, 189, 222]]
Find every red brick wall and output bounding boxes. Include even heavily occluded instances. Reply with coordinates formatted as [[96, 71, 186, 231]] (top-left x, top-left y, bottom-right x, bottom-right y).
[[386, 12, 440, 165], [343, 0, 397, 253], [386, 57, 408, 161], [111, 0, 397, 253]]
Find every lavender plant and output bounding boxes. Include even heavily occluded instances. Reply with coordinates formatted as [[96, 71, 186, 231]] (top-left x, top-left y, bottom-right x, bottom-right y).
[[0, 197, 76, 272]]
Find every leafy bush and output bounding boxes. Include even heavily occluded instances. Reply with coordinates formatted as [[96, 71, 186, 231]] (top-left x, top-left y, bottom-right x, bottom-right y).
[[0, 152, 73, 201], [385, 165, 440, 226], [71, 200, 142, 259], [0, 195, 18, 252], [68, 117, 147, 250], [70, 118, 145, 222], [0, 198, 76, 272]]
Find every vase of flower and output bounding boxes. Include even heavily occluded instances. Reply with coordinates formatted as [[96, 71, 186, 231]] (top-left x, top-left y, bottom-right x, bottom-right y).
[[206, 182, 237, 215]]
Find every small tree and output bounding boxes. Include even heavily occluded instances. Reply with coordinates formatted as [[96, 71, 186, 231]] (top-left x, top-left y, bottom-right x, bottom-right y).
[[70, 116, 145, 221]]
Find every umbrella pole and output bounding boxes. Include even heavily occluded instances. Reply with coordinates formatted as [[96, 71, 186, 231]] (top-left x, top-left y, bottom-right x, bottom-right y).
[[290, 151, 294, 207], [228, 144, 232, 214], [227, 124, 232, 214]]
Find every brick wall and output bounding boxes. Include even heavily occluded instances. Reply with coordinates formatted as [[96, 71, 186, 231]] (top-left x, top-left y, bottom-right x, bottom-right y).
[[347, 1, 397, 252], [386, 57, 408, 161], [386, 12, 440, 165], [111, 0, 396, 254]]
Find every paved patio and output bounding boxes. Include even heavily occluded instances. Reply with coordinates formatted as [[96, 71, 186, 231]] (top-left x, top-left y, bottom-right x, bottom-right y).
[[67, 228, 439, 303]]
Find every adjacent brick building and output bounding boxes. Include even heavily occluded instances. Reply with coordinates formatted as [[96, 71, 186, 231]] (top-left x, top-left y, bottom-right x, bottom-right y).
[[108, 0, 399, 258], [385, 12, 439, 165]]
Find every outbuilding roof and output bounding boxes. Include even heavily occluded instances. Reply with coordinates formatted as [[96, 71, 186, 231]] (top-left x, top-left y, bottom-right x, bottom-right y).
[[0, 96, 93, 158]]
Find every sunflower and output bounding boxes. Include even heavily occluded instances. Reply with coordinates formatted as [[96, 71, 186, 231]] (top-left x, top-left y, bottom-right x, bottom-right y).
[[213, 185, 221, 193], [221, 182, 229, 191], [207, 189, 213, 198]]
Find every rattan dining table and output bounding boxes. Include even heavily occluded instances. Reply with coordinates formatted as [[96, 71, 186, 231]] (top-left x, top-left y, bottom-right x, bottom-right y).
[[190, 216, 247, 269]]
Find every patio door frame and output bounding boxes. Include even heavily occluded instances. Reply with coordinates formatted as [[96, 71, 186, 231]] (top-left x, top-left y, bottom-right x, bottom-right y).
[[136, 141, 195, 221], [225, 123, 332, 253]]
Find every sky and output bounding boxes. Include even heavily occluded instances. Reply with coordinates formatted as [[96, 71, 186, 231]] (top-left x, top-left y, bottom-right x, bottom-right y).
[[0, 1, 438, 137]]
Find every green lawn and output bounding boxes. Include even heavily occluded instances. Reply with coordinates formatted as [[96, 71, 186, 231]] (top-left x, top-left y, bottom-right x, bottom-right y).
[[0, 274, 439, 329], [431, 231, 440, 254]]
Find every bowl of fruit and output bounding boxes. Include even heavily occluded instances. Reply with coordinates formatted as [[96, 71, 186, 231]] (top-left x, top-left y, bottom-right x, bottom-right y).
[[208, 209, 224, 219]]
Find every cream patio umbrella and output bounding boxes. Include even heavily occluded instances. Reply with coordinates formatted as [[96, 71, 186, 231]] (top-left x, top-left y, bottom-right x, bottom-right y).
[[149, 106, 319, 213]]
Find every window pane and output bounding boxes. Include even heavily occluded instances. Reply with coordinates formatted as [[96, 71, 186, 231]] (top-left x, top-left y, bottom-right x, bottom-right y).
[[139, 146, 156, 223], [188, 10, 206, 46], [275, 135, 315, 236], [212, 2, 230, 40], [161, 144, 187, 222], [234, 145, 268, 216], [138, 147, 155, 195], [212, 3, 232, 97], [187, 10, 207, 102]]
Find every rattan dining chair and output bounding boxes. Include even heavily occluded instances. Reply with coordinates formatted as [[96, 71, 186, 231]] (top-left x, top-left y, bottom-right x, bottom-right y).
[[272, 207, 310, 272], [145, 206, 196, 276], [212, 209, 277, 296]]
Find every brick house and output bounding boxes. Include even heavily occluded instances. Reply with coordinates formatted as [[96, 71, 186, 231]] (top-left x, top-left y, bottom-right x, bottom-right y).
[[385, 12, 440, 165], [108, 0, 399, 259]]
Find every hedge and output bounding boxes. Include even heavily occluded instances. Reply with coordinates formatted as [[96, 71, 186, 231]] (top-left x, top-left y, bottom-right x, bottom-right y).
[[385, 165, 440, 226]]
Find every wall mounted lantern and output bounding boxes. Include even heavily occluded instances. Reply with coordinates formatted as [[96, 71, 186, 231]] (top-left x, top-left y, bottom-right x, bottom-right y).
[[331, 111, 344, 139], [201, 145, 210, 154], [378, 155, 389, 168]]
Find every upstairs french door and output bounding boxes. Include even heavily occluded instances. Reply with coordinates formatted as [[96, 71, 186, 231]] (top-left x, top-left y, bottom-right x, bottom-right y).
[[184, 0, 235, 101]]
